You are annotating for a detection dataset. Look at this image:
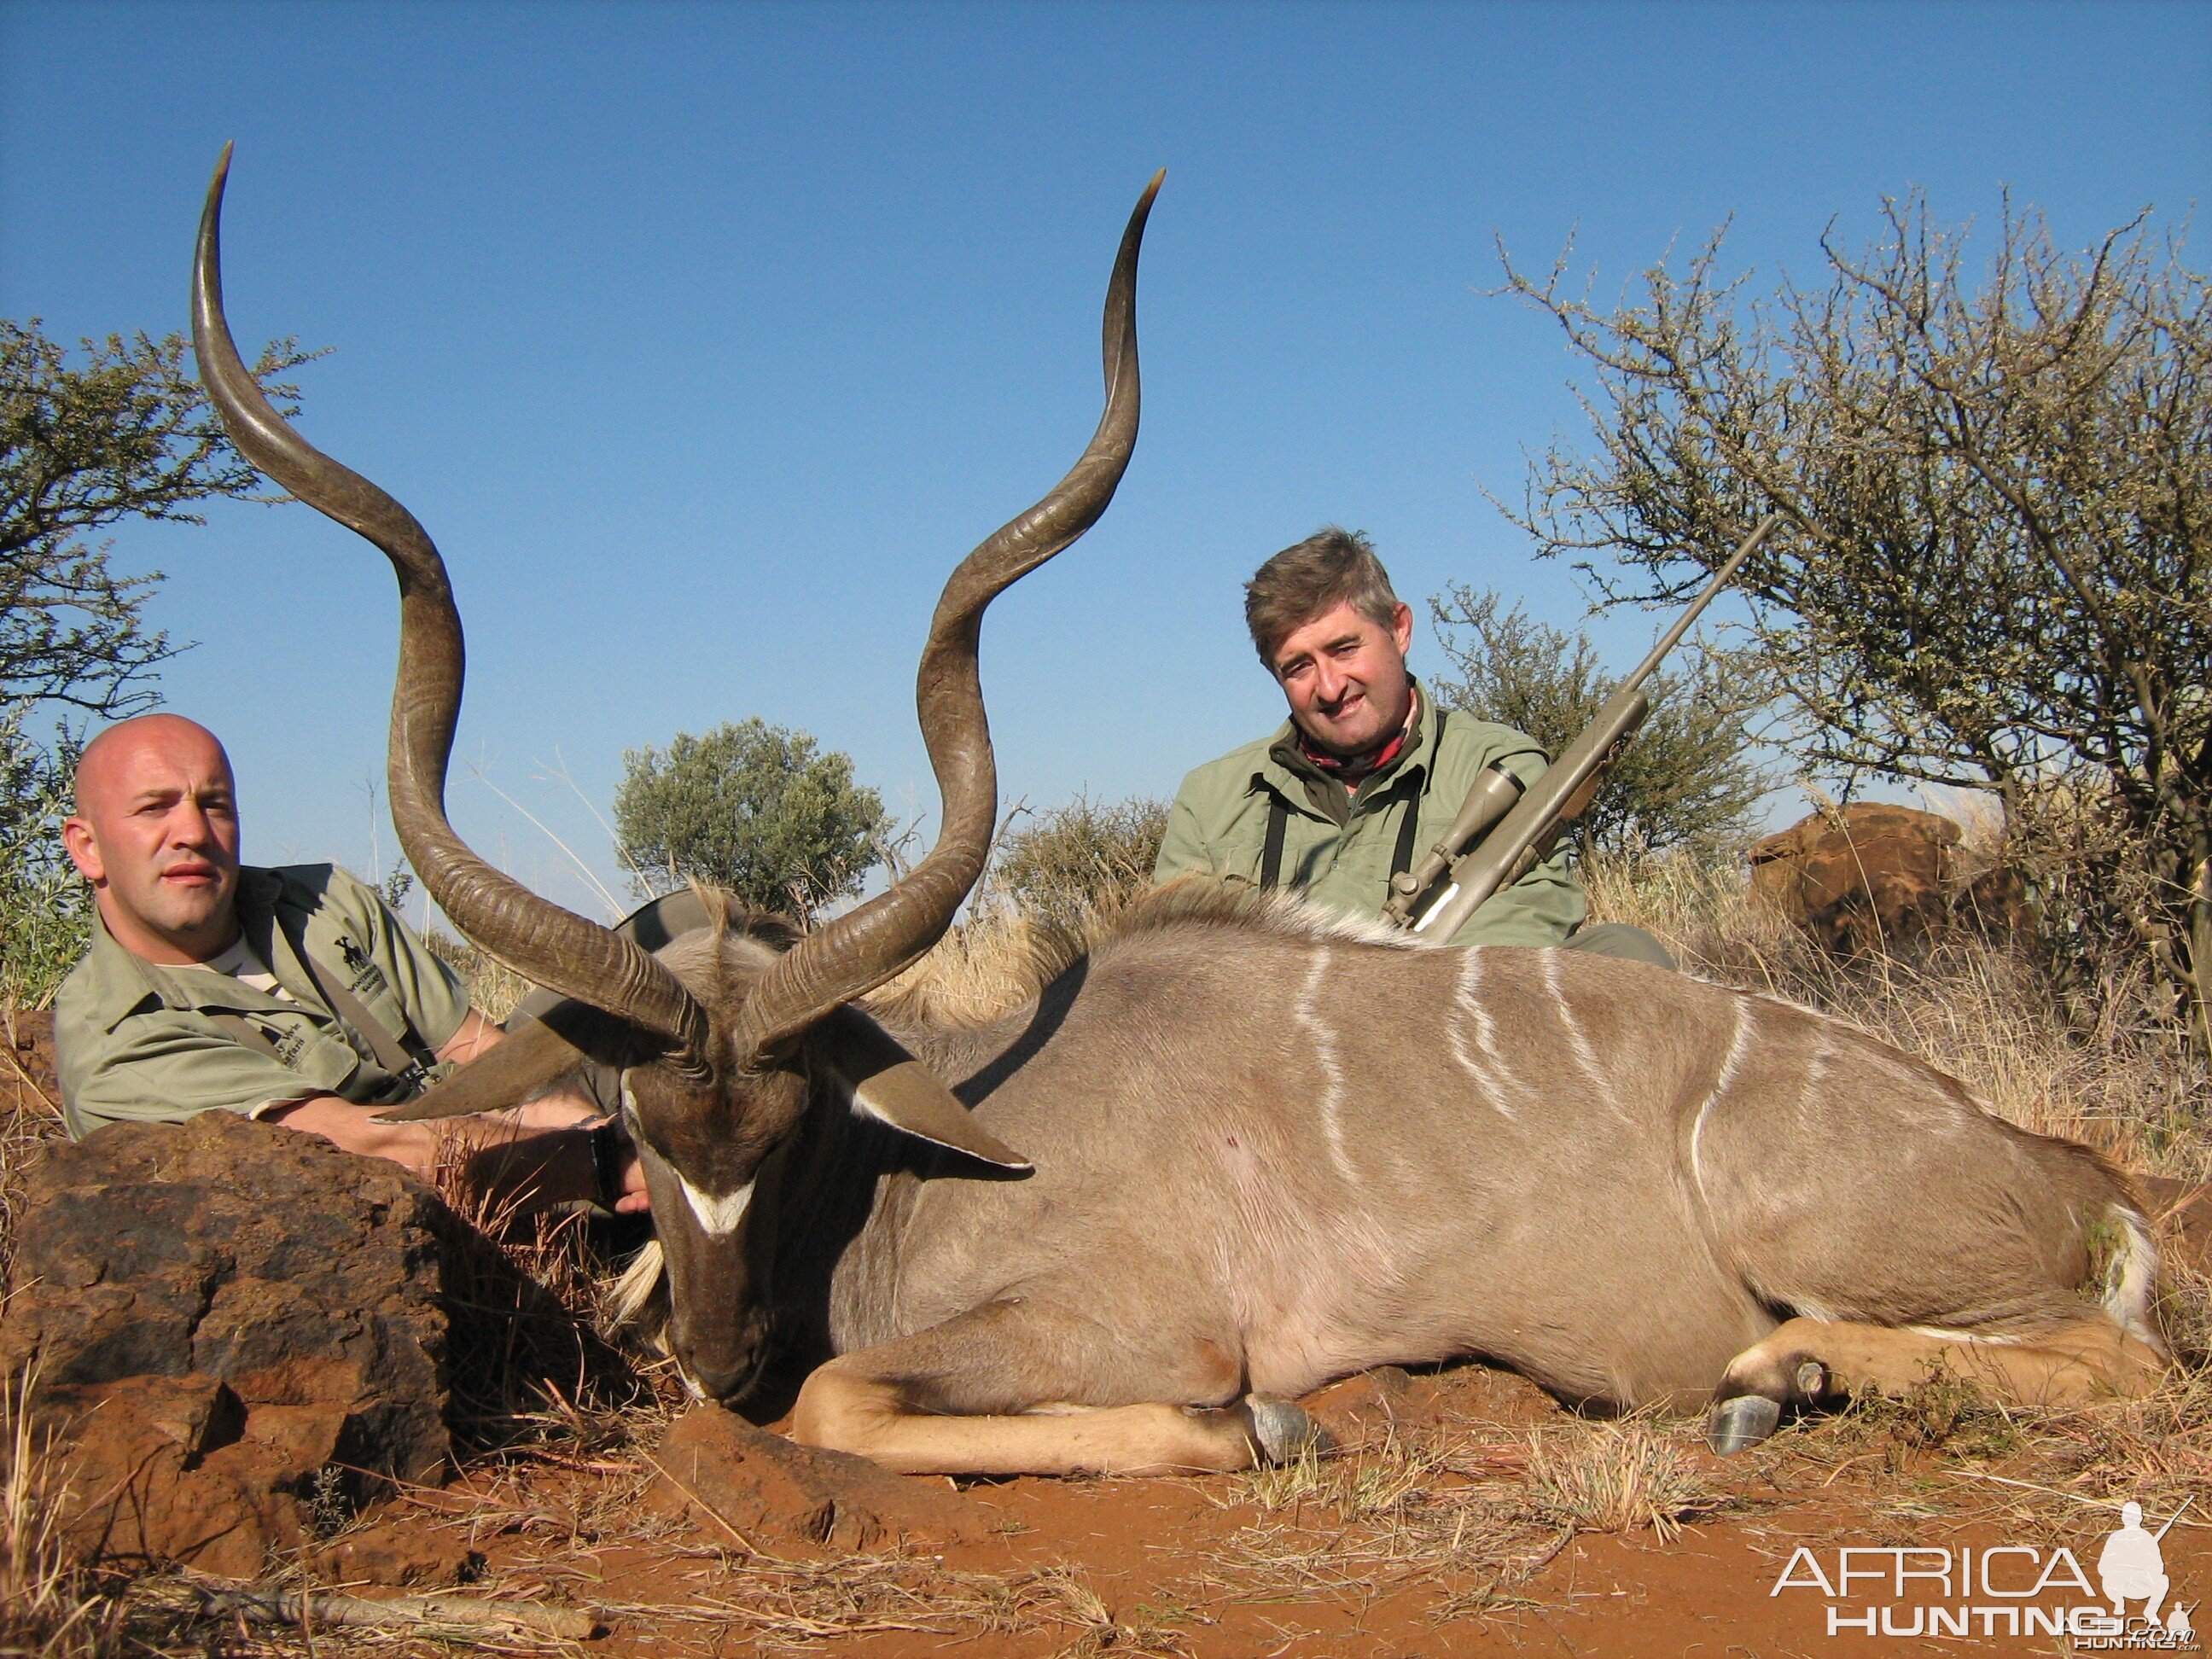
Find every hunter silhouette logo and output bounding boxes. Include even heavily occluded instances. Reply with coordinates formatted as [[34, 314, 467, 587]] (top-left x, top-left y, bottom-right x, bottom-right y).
[[2100, 1499, 2192, 1632], [335, 934, 372, 974]]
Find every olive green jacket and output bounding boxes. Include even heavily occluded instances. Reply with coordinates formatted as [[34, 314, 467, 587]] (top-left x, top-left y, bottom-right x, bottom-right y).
[[55, 864, 471, 1140], [1152, 685, 1586, 948]]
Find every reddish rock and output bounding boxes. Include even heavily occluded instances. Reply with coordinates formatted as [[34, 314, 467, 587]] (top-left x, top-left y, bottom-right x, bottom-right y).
[[1, 1112, 452, 1570], [317, 1516, 483, 1586], [31, 1374, 306, 1577], [647, 1406, 985, 1554], [3, 1007, 58, 1113], [1748, 804, 2028, 956]]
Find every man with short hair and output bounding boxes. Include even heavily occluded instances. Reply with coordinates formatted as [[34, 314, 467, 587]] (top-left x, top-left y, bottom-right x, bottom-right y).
[[55, 713, 646, 1211], [1153, 528, 1671, 964]]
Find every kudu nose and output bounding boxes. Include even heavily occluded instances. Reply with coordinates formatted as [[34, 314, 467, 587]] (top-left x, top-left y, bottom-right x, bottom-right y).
[[674, 1319, 769, 1406], [688, 1359, 754, 1405]]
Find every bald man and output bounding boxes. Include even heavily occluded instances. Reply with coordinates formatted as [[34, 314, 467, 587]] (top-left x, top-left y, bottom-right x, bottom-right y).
[[56, 714, 646, 1214]]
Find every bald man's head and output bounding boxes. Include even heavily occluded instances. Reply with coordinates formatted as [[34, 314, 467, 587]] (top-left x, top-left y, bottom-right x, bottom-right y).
[[65, 714, 243, 963]]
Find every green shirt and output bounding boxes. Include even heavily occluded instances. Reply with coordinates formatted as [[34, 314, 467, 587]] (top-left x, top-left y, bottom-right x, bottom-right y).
[[55, 864, 471, 1139], [1152, 685, 1586, 948]]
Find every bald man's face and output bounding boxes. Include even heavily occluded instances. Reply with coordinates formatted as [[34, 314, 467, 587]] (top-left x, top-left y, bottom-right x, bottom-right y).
[[64, 719, 242, 963]]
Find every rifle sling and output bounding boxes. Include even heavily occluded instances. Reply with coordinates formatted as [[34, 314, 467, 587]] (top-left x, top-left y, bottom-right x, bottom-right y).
[[1259, 794, 1289, 889]]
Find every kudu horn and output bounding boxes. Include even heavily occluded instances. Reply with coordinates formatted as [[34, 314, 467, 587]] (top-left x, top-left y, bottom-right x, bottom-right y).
[[191, 144, 713, 1075], [725, 171, 1163, 1067]]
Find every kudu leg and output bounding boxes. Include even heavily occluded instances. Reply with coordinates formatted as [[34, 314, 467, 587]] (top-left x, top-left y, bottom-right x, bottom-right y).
[[1708, 1313, 2167, 1452], [789, 1301, 1327, 1477]]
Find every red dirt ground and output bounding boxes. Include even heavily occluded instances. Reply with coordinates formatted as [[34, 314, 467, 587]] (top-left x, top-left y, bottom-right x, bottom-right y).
[[365, 1356, 2212, 1657]]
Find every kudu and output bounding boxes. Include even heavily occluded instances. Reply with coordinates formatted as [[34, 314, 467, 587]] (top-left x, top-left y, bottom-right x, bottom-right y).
[[193, 149, 2168, 1475]]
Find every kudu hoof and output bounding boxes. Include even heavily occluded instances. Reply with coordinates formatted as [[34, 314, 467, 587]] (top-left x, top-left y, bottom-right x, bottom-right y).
[[1245, 1396, 1334, 1465], [1706, 1393, 1783, 1455]]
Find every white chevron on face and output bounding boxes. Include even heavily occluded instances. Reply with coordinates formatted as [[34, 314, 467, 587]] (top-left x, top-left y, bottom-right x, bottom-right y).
[[678, 1174, 753, 1237]]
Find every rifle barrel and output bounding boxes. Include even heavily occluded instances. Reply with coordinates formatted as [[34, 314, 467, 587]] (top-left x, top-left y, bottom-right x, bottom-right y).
[[1408, 515, 1778, 941]]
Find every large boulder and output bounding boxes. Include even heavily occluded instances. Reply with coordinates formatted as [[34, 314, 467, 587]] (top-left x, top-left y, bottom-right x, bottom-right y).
[[1748, 803, 2029, 956], [0, 1111, 451, 1575]]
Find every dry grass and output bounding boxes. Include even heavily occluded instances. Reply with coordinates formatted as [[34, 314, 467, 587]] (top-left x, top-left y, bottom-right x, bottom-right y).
[[1521, 1414, 1718, 1542], [0, 1361, 108, 1659], [428, 930, 534, 1026], [875, 903, 1056, 1027]]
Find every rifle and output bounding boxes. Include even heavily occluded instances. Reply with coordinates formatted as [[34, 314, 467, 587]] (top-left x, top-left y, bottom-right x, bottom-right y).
[[1388, 515, 1778, 940]]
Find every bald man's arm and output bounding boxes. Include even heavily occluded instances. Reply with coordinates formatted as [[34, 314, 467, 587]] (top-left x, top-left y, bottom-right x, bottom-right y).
[[267, 1090, 649, 1214], [266, 1008, 647, 1213]]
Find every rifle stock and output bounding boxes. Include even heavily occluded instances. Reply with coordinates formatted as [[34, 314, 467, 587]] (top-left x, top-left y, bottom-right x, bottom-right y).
[[1406, 515, 1777, 940]]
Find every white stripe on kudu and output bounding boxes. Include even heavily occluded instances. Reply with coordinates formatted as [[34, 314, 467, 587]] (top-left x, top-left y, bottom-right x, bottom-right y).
[[679, 1176, 754, 1237], [1294, 948, 1354, 1180]]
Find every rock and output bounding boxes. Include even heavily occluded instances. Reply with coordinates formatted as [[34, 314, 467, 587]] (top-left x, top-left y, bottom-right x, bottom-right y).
[[317, 1517, 483, 1587], [26, 1373, 306, 1577], [0, 1112, 452, 1569], [1747, 804, 2028, 956], [647, 1406, 986, 1555]]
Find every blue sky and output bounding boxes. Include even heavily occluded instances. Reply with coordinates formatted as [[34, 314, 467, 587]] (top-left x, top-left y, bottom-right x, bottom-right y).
[[5, 0, 2206, 921]]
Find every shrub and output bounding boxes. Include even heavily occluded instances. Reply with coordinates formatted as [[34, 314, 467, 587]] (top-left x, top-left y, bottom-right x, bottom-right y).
[[0, 707, 85, 1010], [987, 794, 1169, 932], [1499, 195, 2212, 1054], [613, 719, 889, 920]]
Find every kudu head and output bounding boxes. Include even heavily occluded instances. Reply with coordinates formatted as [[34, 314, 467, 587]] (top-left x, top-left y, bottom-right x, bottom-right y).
[[192, 145, 1160, 1401]]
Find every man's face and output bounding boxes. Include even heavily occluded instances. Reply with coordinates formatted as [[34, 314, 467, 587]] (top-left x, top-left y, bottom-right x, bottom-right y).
[[63, 716, 242, 962], [1269, 600, 1416, 757]]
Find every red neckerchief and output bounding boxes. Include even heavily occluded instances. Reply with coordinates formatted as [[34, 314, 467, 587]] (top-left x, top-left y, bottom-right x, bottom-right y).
[[1298, 688, 1419, 785]]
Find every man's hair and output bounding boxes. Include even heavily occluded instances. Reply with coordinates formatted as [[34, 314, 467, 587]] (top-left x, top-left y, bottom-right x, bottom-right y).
[[1243, 527, 1401, 667]]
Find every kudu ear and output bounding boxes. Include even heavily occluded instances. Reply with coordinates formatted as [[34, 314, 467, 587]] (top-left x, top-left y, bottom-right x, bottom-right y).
[[818, 1007, 1033, 1173], [374, 998, 635, 1122]]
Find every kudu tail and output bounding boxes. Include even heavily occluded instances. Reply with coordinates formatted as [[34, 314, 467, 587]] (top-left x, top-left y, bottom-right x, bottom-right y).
[[602, 1239, 672, 1354], [2104, 1202, 2164, 1354]]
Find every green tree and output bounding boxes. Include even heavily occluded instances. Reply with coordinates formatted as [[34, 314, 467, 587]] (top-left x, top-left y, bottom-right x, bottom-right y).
[[1499, 198, 2211, 1048], [988, 794, 1169, 931], [3, 319, 312, 716], [1429, 587, 1766, 856], [0, 707, 84, 1008], [613, 719, 891, 918], [1, 318, 312, 1006]]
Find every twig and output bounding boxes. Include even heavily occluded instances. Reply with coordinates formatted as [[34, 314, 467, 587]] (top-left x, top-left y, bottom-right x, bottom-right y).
[[190, 1581, 602, 1639], [466, 756, 626, 922], [1952, 1469, 2212, 1527], [2, 1040, 61, 1118]]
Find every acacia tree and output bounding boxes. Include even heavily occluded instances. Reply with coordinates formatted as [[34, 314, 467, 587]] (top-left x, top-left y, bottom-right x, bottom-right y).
[[3, 319, 312, 716], [614, 719, 890, 920], [1499, 197, 2210, 1048], [1, 319, 311, 1005], [1428, 586, 1766, 856]]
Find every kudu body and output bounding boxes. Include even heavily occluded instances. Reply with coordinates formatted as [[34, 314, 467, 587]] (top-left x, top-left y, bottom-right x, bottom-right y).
[[193, 151, 2166, 1476]]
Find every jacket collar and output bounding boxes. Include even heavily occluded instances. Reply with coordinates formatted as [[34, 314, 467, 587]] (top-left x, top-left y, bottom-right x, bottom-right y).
[[1254, 681, 1435, 824], [83, 867, 333, 1033]]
